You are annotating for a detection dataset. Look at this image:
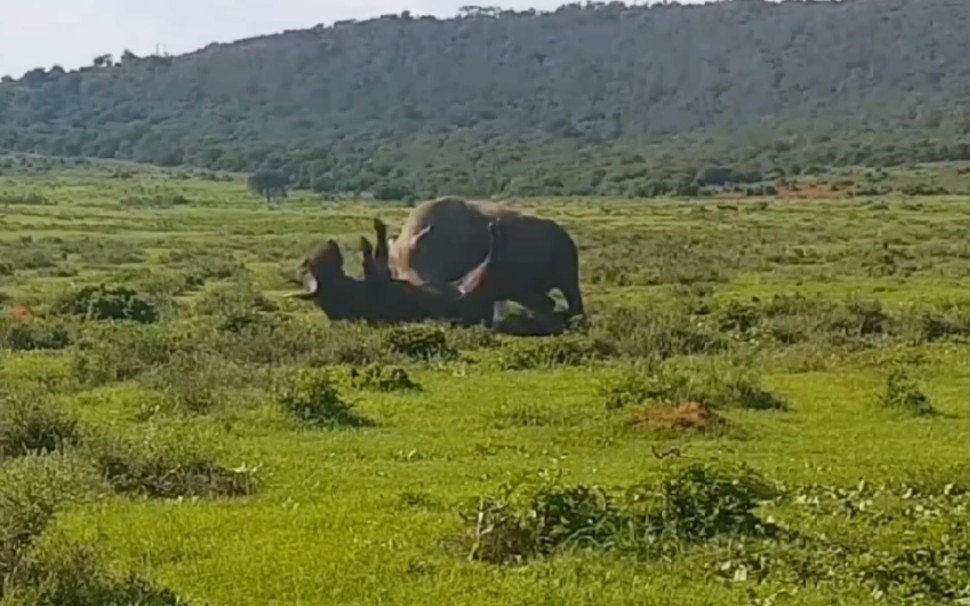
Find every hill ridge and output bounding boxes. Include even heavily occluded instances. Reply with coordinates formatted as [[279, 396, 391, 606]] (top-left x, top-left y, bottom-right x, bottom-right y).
[[2, 0, 969, 197]]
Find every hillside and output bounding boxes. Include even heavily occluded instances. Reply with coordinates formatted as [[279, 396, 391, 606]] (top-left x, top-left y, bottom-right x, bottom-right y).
[[2, 0, 970, 198]]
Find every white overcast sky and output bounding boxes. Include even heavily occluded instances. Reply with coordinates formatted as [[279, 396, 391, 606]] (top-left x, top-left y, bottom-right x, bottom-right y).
[[0, 0, 678, 78]]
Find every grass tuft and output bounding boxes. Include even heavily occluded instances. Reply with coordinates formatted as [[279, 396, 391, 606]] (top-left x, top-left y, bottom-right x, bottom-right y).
[[0, 395, 81, 459], [83, 429, 257, 499], [277, 369, 375, 429], [458, 461, 782, 565], [879, 367, 936, 417], [348, 364, 421, 393]]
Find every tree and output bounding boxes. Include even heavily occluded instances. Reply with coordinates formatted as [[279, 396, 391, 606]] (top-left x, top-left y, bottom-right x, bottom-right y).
[[93, 54, 114, 68], [248, 170, 290, 203]]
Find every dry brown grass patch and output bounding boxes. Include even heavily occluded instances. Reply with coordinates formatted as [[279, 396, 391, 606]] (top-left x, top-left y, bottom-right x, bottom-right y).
[[628, 401, 727, 433], [9, 304, 35, 323]]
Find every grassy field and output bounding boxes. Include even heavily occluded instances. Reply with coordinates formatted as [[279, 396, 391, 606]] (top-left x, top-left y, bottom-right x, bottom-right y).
[[4, 161, 970, 605]]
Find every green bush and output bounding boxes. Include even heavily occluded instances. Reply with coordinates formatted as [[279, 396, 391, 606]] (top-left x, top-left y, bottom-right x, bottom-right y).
[[0, 455, 105, 595], [2, 542, 194, 605], [52, 284, 160, 324], [277, 370, 373, 428], [384, 325, 456, 362], [496, 335, 616, 370], [459, 462, 782, 565], [83, 429, 257, 499], [599, 359, 787, 412], [0, 396, 81, 459], [0, 318, 72, 351], [71, 324, 177, 385], [191, 281, 278, 318], [348, 364, 421, 393], [879, 368, 935, 416]]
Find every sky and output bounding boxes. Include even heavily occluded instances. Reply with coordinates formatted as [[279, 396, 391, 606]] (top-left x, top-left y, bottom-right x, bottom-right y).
[[0, 0, 590, 78]]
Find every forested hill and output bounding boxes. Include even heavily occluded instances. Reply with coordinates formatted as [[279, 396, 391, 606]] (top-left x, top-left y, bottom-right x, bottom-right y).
[[2, 0, 970, 198]]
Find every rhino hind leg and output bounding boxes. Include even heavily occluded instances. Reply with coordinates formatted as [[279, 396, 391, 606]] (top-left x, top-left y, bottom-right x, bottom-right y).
[[561, 282, 585, 319], [553, 256, 585, 319], [513, 292, 557, 315]]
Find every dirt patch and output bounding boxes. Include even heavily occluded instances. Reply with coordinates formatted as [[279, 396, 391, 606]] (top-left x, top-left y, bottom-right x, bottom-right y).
[[628, 401, 727, 433], [779, 183, 853, 200], [9, 304, 35, 323]]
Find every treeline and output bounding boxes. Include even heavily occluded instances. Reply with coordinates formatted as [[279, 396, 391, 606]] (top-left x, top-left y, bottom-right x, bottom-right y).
[[1, 0, 970, 198]]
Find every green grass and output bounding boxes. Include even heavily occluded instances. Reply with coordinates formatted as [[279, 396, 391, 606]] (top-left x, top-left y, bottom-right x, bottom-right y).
[[3, 163, 970, 604]]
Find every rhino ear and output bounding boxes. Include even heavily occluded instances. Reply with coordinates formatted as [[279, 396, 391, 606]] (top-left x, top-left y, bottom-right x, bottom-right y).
[[409, 225, 433, 250]]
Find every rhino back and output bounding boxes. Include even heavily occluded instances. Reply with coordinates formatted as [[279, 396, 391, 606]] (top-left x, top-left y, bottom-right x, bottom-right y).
[[394, 197, 520, 284], [496, 216, 579, 285]]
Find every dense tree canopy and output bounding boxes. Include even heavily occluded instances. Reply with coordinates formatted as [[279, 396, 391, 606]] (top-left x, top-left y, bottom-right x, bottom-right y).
[[1, 0, 969, 197]]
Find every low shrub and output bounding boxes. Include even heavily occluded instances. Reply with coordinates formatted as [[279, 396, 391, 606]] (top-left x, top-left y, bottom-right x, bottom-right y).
[[458, 461, 782, 565], [601, 359, 787, 412], [277, 370, 373, 428], [0, 395, 81, 459], [74, 240, 147, 266], [496, 335, 616, 370], [487, 403, 566, 429], [0, 454, 105, 596], [349, 364, 421, 393], [857, 535, 970, 603], [0, 192, 51, 206], [879, 368, 935, 417], [590, 305, 726, 360], [0, 245, 63, 273], [0, 316, 73, 351], [52, 284, 160, 324], [191, 281, 278, 318], [598, 363, 665, 410], [72, 323, 177, 385], [118, 192, 191, 210], [187, 313, 394, 369], [916, 309, 970, 343], [384, 325, 456, 362], [83, 429, 257, 499], [141, 351, 232, 415], [2, 539, 195, 605]]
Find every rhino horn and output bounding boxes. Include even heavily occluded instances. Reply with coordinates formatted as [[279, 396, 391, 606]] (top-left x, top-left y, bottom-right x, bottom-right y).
[[455, 218, 505, 301], [286, 273, 319, 300], [409, 225, 433, 250]]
